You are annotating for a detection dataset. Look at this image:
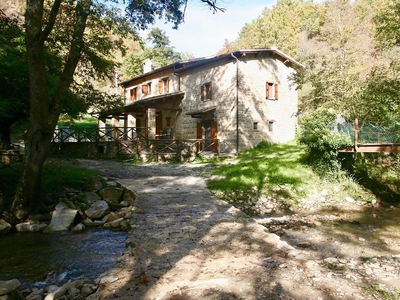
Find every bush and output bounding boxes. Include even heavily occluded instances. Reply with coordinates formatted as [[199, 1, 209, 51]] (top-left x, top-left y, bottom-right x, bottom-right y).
[[298, 109, 351, 179]]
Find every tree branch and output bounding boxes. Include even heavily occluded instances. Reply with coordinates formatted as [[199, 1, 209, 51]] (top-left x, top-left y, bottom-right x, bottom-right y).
[[41, 0, 62, 42], [199, 0, 226, 13]]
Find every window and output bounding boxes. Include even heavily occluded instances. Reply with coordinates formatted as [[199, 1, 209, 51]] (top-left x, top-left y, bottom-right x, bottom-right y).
[[266, 82, 279, 100], [201, 82, 212, 101], [130, 88, 137, 101], [142, 82, 151, 96], [159, 77, 169, 94], [253, 122, 258, 130]]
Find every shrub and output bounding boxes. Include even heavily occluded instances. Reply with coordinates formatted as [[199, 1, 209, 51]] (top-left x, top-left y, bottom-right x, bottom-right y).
[[298, 109, 352, 179]]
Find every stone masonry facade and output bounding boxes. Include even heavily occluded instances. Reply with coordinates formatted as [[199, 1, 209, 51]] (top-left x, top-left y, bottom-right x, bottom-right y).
[[98, 49, 302, 154]]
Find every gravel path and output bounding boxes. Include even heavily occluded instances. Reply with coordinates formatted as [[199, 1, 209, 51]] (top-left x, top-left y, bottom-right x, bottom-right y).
[[75, 160, 400, 300]]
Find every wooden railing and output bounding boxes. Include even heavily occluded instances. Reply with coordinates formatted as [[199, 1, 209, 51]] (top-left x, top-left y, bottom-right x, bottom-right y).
[[52, 127, 223, 159], [53, 127, 148, 143]]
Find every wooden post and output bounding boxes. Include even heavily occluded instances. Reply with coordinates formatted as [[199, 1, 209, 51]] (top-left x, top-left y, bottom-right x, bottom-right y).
[[354, 118, 359, 152]]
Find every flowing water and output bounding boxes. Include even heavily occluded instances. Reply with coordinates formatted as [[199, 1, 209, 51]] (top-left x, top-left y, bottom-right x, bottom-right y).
[[0, 229, 126, 289]]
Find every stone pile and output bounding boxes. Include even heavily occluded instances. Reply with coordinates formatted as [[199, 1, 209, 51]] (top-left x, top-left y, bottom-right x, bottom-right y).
[[0, 278, 101, 300], [0, 176, 137, 235], [0, 176, 137, 299]]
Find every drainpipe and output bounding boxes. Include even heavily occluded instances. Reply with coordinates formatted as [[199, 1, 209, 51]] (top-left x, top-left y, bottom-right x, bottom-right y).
[[231, 52, 239, 154]]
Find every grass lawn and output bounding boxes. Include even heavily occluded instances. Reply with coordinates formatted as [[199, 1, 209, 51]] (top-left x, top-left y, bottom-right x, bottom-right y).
[[207, 141, 376, 215]]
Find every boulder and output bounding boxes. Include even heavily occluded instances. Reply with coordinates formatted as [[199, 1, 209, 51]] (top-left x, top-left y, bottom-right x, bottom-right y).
[[0, 279, 21, 296], [16, 222, 47, 232], [0, 219, 12, 235], [84, 201, 109, 220], [43, 202, 78, 233], [98, 187, 123, 203]]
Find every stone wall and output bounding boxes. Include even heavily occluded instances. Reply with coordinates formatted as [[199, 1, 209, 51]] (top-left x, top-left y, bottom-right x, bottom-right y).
[[176, 52, 298, 153]]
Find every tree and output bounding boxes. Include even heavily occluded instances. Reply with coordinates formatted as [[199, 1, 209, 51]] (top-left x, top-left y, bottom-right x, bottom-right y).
[[123, 27, 188, 78], [291, 0, 383, 119], [225, 0, 322, 60], [374, 0, 400, 49], [10, 0, 225, 220]]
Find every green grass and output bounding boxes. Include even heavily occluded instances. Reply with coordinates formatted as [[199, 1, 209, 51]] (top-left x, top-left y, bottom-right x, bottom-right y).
[[58, 114, 98, 128], [207, 141, 375, 215]]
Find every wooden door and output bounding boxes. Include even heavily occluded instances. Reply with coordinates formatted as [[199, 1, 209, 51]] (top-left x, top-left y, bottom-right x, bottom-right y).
[[196, 122, 202, 152], [156, 114, 162, 139], [211, 121, 218, 152]]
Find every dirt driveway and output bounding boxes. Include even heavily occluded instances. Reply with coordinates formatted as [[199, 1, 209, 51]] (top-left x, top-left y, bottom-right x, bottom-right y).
[[76, 160, 400, 300]]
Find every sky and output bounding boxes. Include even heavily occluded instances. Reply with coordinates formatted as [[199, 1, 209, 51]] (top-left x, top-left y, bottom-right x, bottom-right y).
[[140, 0, 276, 58]]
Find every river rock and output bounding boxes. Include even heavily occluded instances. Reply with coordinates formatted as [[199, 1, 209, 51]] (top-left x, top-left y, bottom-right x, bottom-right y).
[[71, 223, 85, 233], [0, 279, 21, 296], [0, 219, 12, 235], [106, 212, 119, 222], [103, 217, 124, 229], [84, 176, 105, 192], [98, 187, 123, 203], [43, 286, 66, 300], [26, 295, 43, 300], [122, 189, 136, 206], [66, 287, 80, 298], [80, 284, 97, 297], [43, 202, 78, 233], [24, 288, 43, 300], [86, 192, 101, 204], [85, 201, 109, 220], [16, 222, 47, 232]]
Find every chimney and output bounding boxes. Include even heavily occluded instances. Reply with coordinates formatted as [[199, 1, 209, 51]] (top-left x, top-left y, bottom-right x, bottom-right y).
[[143, 58, 152, 74]]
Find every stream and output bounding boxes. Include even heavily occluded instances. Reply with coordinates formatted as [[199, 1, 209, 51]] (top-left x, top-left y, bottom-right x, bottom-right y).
[[0, 229, 126, 289]]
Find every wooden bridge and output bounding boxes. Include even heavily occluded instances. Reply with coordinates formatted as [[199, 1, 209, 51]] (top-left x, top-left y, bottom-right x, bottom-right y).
[[338, 119, 400, 153]]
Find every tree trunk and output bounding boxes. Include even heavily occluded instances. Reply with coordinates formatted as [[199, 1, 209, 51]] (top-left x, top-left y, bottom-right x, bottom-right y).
[[11, 0, 90, 220], [11, 125, 54, 219], [0, 124, 11, 150]]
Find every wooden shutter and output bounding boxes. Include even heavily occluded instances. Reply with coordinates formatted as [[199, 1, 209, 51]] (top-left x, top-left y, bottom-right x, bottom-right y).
[[274, 83, 279, 100], [208, 83, 212, 100], [165, 78, 169, 93], [266, 82, 270, 99], [211, 121, 218, 152], [201, 85, 205, 101], [158, 80, 163, 94], [196, 122, 202, 151], [142, 84, 148, 95], [130, 88, 136, 101]]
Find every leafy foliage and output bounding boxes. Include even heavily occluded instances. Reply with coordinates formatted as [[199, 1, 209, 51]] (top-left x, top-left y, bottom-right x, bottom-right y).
[[123, 27, 188, 78], [374, 0, 400, 49], [297, 109, 352, 179]]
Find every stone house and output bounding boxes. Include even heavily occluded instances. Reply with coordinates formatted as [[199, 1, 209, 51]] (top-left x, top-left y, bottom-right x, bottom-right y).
[[98, 48, 302, 155]]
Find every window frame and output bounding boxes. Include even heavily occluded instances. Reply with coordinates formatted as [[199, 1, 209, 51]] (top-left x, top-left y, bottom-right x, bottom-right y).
[[130, 87, 137, 101], [158, 77, 170, 94], [201, 82, 212, 101], [266, 82, 279, 100], [142, 82, 151, 96]]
